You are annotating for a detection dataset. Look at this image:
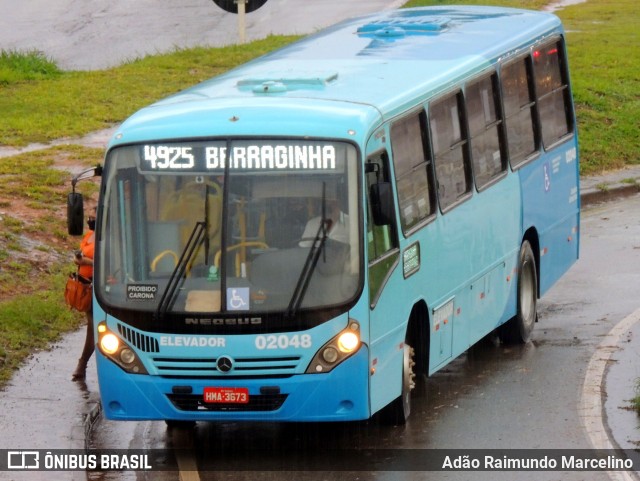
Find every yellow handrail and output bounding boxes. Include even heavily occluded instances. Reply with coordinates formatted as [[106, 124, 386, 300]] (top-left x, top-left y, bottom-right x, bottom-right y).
[[214, 241, 269, 276], [150, 250, 178, 272]]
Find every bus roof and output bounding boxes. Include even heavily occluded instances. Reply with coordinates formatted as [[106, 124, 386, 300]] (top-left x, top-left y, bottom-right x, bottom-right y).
[[113, 6, 562, 145]]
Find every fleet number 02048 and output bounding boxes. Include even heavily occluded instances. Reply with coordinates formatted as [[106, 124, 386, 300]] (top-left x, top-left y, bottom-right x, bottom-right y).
[[255, 334, 312, 350]]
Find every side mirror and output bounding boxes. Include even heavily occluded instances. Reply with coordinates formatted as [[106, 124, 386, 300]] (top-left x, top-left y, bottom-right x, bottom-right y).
[[370, 182, 394, 226], [67, 164, 102, 236], [67, 193, 84, 236]]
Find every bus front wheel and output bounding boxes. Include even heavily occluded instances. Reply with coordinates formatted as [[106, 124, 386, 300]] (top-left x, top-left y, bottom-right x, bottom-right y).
[[380, 344, 416, 425], [500, 240, 537, 344]]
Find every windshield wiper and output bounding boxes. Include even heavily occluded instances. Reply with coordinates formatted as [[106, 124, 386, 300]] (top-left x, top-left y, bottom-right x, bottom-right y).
[[156, 221, 206, 318], [286, 184, 329, 319]]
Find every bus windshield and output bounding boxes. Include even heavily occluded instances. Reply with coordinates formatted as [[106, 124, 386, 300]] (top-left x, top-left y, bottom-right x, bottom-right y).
[[97, 139, 361, 319]]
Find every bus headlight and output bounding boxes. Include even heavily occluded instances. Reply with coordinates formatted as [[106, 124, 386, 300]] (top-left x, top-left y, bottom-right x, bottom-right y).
[[322, 346, 339, 363], [306, 320, 361, 374], [100, 333, 120, 354], [338, 332, 359, 353], [97, 322, 148, 375], [120, 348, 136, 365]]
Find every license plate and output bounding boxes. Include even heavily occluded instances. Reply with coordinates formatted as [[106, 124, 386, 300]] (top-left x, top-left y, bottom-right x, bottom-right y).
[[203, 387, 249, 404]]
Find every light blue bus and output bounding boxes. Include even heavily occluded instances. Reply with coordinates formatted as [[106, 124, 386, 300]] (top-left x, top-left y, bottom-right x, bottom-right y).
[[81, 5, 579, 425]]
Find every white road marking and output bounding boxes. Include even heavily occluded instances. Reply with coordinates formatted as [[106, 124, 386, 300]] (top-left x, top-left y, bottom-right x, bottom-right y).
[[172, 427, 201, 481]]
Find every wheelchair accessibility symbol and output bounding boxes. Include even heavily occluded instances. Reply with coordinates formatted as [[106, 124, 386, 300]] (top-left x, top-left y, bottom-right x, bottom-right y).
[[227, 288, 250, 311]]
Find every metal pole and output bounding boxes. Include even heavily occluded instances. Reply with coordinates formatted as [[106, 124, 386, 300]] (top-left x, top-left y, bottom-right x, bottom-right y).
[[236, 0, 247, 44]]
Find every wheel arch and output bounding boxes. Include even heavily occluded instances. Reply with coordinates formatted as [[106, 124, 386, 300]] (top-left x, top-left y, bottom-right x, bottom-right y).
[[406, 300, 430, 377], [522, 227, 540, 298]]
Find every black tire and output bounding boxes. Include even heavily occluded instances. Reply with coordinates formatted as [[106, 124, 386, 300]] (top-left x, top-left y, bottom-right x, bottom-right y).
[[379, 344, 415, 425], [500, 240, 537, 344]]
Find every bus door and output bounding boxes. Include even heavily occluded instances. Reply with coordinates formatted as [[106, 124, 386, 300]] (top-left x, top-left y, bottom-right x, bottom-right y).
[[364, 148, 407, 415]]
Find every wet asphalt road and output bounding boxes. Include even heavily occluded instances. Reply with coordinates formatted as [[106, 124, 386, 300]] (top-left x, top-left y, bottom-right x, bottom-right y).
[[1, 0, 639, 478], [0, 197, 638, 481], [79, 193, 640, 481], [0, 0, 405, 70]]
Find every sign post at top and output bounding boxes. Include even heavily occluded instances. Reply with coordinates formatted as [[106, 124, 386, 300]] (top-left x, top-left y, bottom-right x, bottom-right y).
[[211, 0, 270, 44]]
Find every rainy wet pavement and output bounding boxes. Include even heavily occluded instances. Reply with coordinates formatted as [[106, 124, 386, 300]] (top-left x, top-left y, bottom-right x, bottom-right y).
[[0, 327, 98, 452], [1, 190, 638, 481], [0, 0, 406, 71], [0, 329, 99, 481]]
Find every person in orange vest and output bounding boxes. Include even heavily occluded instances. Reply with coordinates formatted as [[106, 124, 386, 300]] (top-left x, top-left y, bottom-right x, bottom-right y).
[[71, 206, 96, 381]]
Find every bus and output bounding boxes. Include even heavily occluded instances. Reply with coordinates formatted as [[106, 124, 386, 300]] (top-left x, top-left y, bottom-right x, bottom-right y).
[[70, 5, 579, 425]]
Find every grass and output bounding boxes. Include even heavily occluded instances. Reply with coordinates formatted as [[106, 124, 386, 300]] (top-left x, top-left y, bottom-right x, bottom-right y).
[[0, 147, 101, 384], [404, 0, 550, 9], [0, 271, 83, 385], [633, 381, 640, 414], [0, 145, 101, 207], [559, 0, 640, 173], [0, 0, 638, 386], [0, 37, 299, 147], [0, 49, 61, 85]]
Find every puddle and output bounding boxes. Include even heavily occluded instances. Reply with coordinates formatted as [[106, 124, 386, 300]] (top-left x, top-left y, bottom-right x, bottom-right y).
[[0, 328, 100, 452]]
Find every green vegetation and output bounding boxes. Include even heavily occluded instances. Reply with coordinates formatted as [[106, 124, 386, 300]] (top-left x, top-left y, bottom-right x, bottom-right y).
[[0, 37, 299, 147], [0, 0, 638, 385], [0, 147, 100, 384], [404, 0, 549, 9], [559, 0, 640, 173], [0, 145, 101, 207], [0, 49, 61, 85], [633, 379, 640, 414], [0, 272, 82, 385]]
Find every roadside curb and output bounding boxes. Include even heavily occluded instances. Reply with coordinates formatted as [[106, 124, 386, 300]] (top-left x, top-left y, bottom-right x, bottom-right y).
[[581, 183, 640, 207], [580, 166, 640, 207], [580, 308, 640, 481]]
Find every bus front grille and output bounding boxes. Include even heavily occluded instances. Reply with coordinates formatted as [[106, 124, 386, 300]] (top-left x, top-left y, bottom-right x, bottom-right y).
[[151, 355, 302, 378], [167, 393, 287, 412], [117, 324, 160, 353]]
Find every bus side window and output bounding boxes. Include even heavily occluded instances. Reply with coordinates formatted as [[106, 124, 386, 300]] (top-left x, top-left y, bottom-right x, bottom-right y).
[[466, 72, 507, 190], [366, 151, 399, 305], [390, 110, 436, 232], [430, 91, 473, 211], [533, 38, 574, 148], [501, 55, 538, 167]]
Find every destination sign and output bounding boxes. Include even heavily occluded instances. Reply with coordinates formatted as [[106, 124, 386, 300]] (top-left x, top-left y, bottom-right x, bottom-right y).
[[139, 142, 340, 173]]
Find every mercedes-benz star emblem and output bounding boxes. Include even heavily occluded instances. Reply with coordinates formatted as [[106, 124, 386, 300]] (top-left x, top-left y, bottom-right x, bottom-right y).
[[216, 356, 233, 373]]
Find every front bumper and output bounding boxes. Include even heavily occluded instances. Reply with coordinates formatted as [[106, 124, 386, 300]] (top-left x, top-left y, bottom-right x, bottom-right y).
[[97, 345, 370, 422]]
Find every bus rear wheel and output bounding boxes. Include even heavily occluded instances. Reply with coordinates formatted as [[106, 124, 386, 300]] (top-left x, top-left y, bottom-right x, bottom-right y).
[[500, 240, 537, 344], [380, 344, 416, 425]]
